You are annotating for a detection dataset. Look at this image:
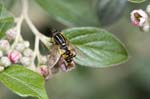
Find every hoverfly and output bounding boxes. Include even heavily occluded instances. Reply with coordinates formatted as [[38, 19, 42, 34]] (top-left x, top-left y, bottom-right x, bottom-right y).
[[134, 12, 142, 22], [47, 29, 76, 72]]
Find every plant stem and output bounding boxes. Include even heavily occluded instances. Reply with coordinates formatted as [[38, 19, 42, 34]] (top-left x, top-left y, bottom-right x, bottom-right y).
[[22, 0, 52, 66], [11, 15, 24, 49], [12, 0, 53, 68]]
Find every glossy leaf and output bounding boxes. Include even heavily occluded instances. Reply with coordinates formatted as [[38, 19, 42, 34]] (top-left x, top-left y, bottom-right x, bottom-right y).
[[63, 27, 128, 67], [36, 0, 100, 26], [0, 66, 48, 99], [128, 0, 146, 3], [0, 3, 14, 38]]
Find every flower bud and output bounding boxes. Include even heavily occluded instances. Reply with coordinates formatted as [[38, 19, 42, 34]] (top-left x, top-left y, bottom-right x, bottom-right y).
[[15, 43, 25, 52], [0, 40, 10, 52], [0, 66, 4, 72], [130, 9, 148, 27], [24, 41, 30, 48], [0, 50, 3, 57], [40, 56, 47, 65], [8, 50, 22, 63], [146, 4, 150, 15], [36, 65, 52, 79], [23, 48, 33, 58], [6, 28, 17, 40], [20, 57, 32, 66], [140, 24, 150, 32], [0, 57, 11, 67]]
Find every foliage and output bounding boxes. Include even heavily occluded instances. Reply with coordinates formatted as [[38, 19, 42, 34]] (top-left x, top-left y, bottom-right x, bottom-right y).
[[128, 0, 146, 3], [0, 0, 129, 99], [63, 27, 128, 67], [0, 4, 14, 38], [0, 66, 48, 99]]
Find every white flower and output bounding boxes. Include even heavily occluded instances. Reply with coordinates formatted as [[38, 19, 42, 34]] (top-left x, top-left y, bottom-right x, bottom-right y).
[[130, 9, 148, 27], [40, 56, 47, 64], [15, 43, 26, 52], [24, 41, 30, 48], [0, 40, 10, 51], [140, 23, 150, 32], [6, 28, 17, 40], [0, 57, 11, 67], [23, 48, 33, 58], [20, 57, 32, 66]]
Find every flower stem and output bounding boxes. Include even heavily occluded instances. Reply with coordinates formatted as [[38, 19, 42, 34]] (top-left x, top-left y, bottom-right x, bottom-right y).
[[21, 0, 52, 66]]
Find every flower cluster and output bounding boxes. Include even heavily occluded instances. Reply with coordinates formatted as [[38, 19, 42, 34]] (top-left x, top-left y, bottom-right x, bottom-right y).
[[0, 27, 75, 80], [0, 28, 34, 71], [130, 4, 150, 32]]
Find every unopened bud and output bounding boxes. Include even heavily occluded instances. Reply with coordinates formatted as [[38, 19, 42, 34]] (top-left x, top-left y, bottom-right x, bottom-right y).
[[15, 43, 25, 52], [24, 41, 30, 48], [6, 28, 17, 40], [36, 65, 52, 79], [23, 48, 33, 58], [20, 57, 32, 66], [40, 56, 47, 64], [146, 4, 150, 15], [0, 40, 10, 52], [142, 24, 150, 32], [8, 50, 22, 63], [0, 57, 11, 67]]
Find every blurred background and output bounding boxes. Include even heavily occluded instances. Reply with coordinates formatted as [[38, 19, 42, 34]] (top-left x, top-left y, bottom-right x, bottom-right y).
[[0, 0, 150, 99]]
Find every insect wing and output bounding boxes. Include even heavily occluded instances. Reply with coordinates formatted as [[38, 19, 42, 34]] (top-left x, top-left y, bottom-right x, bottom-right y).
[[47, 45, 61, 68]]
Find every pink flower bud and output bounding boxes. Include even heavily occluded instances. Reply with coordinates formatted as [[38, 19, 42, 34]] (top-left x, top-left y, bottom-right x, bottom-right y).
[[36, 65, 52, 79], [0, 40, 10, 51], [130, 9, 148, 27], [8, 50, 22, 63], [6, 28, 17, 40]]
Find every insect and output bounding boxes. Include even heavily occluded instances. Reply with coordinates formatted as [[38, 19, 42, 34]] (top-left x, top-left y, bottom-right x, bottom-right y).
[[134, 12, 142, 22], [47, 29, 76, 72]]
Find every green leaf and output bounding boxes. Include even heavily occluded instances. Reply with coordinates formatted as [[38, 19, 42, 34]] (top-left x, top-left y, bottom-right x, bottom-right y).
[[36, 0, 100, 26], [0, 3, 14, 38], [63, 27, 128, 67], [0, 66, 48, 99], [97, 0, 127, 26], [128, 0, 146, 3]]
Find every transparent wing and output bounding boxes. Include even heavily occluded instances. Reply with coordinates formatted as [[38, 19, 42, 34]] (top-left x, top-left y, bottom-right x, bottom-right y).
[[67, 41, 89, 61], [47, 45, 61, 68]]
